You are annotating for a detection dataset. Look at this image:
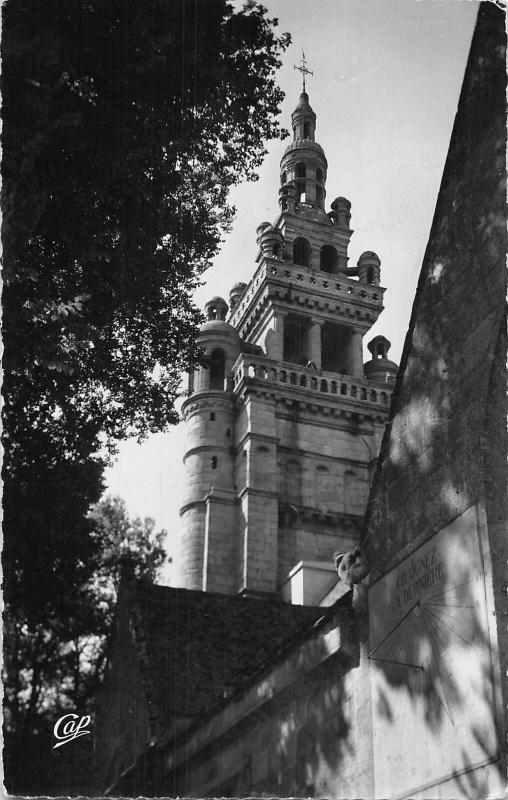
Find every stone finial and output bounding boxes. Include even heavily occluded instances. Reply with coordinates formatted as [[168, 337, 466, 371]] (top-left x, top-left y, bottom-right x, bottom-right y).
[[258, 225, 285, 260], [367, 335, 391, 359], [331, 196, 351, 210], [204, 296, 228, 321], [364, 335, 398, 386], [330, 197, 352, 229], [357, 251, 381, 285], [256, 222, 272, 243], [358, 250, 380, 263], [229, 282, 247, 311]]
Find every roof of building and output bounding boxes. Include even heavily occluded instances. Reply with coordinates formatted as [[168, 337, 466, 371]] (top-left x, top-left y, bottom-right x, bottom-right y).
[[282, 138, 326, 159], [122, 577, 341, 734], [198, 318, 239, 338]]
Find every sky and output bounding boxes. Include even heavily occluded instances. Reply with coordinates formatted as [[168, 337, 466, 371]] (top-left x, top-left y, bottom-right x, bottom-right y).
[[104, 0, 479, 580]]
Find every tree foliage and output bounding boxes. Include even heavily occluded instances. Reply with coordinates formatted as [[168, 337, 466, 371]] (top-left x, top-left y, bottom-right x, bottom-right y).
[[4, 496, 166, 794], [3, 0, 289, 441], [2, 0, 289, 788], [2, 0, 289, 619]]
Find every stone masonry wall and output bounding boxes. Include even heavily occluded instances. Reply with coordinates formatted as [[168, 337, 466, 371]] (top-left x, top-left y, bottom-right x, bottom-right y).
[[363, 2, 506, 582], [156, 603, 375, 799], [233, 393, 385, 591], [362, 4, 507, 795], [93, 584, 152, 793]]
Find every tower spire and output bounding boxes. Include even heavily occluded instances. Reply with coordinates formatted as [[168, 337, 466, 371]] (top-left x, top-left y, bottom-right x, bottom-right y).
[[294, 50, 313, 93]]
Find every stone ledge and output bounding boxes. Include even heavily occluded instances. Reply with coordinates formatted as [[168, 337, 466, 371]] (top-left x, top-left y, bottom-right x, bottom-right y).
[[162, 602, 357, 780]]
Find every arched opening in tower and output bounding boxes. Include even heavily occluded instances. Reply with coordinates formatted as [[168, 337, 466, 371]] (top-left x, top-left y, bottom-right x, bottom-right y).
[[283, 313, 311, 365], [293, 237, 311, 267], [294, 162, 306, 202], [209, 348, 226, 390], [321, 323, 351, 373], [320, 245, 338, 273]]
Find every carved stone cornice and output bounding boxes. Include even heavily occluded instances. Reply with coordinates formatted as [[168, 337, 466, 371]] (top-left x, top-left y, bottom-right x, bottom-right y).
[[183, 444, 235, 463], [234, 384, 391, 426], [182, 392, 236, 420], [228, 258, 385, 341], [278, 502, 363, 529]]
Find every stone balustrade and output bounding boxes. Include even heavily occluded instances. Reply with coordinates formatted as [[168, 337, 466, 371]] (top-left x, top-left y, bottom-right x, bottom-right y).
[[232, 354, 392, 406]]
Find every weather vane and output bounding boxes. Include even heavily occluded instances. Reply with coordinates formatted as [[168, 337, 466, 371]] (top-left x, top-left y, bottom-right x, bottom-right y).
[[294, 50, 313, 93]]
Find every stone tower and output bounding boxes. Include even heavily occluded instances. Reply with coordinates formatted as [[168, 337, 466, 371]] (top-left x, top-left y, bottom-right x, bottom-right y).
[[179, 90, 397, 600]]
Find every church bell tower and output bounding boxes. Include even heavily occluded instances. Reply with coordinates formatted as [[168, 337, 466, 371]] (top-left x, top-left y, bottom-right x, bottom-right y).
[[179, 77, 397, 601]]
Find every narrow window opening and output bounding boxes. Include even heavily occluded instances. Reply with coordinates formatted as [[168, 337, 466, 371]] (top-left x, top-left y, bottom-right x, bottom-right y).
[[210, 348, 226, 390], [211, 456, 218, 469], [293, 237, 311, 268], [210, 412, 215, 421], [320, 245, 338, 273], [283, 314, 311, 365]]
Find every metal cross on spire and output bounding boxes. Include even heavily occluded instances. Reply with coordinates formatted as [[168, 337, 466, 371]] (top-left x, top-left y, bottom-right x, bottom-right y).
[[294, 50, 313, 93]]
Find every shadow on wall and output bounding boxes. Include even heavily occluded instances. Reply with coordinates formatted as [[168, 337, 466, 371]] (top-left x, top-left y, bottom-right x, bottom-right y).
[[253, 656, 355, 798], [113, 604, 359, 798], [367, 501, 504, 799], [364, 208, 506, 800], [361, 2, 506, 788]]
